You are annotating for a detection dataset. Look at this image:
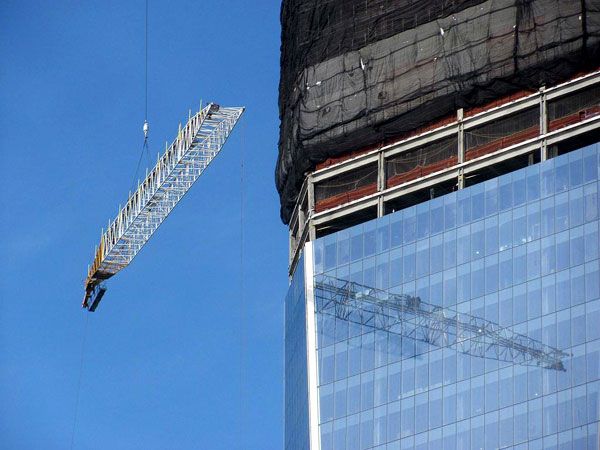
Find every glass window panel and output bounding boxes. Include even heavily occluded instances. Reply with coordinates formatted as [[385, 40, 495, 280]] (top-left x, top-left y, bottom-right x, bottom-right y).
[[388, 362, 401, 402], [377, 218, 390, 254], [514, 402, 528, 444], [543, 394, 558, 434], [360, 410, 374, 450], [584, 182, 598, 222], [513, 206, 527, 247], [390, 248, 403, 287], [513, 245, 527, 286], [569, 150, 583, 188], [485, 411, 499, 450], [587, 299, 600, 342], [361, 371, 374, 411], [499, 174, 513, 211], [571, 265, 585, 306], [457, 263, 470, 303], [430, 233, 443, 274], [388, 401, 401, 443], [498, 366, 513, 409], [471, 414, 485, 450], [453, 381, 469, 423], [556, 231, 570, 272], [374, 366, 387, 407], [347, 375, 361, 416], [485, 179, 498, 215], [499, 406, 513, 448], [527, 201, 541, 242], [416, 239, 429, 279], [527, 163, 540, 201], [585, 260, 600, 301], [359, 334, 375, 376], [443, 268, 457, 307], [334, 379, 348, 419], [325, 234, 338, 271], [540, 158, 555, 197], [485, 371, 499, 412], [471, 375, 485, 416], [364, 221, 377, 257], [403, 244, 416, 282], [471, 220, 485, 260], [335, 340, 348, 381], [527, 278, 542, 320], [320, 383, 334, 422], [457, 188, 471, 225], [390, 215, 403, 248], [321, 421, 333, 450], [348, 336, 361, 377], [555, 154, 570, 193], [584, 222, 599, 262], [374, 405, 387, 446], [416, 202, 430, 240], [499, 287, 513, 327], [555, 192, 570, 233], [471, 259, 485, 299], [499, 210, 512, 252], [573, 385, 588, 427], [400, 397, 415, 437], [429, 388, 443, 429], [430, 197, 444, 235], [444, 192, 457, 231], [499, 250, 513, 290], [583, 144, 599, 183], [485, 215, 498, 256], [403, 207, 416, 244], [528, 397, 543, 440], [471, 183, 485, 221], [443, 229, 457, 270], [457, 225, 470, 265], [514, 365, 528, 404], [541, 235, 556, 275], [557, 389, 572, 432], [333, 418, 347, 450], [415, 392, 429, 434], [402, 358, 415, 397], [513, 169, 527, 206], [588, 380, 600, 424], [541, 196, 555, 237], [556, 269, 571, 311], [527, 240, 541, 280], [569, 188, 584, 230]]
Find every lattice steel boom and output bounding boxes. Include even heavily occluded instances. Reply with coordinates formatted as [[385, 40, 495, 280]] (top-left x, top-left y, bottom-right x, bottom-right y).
[[83, 103, 244, 311], [315, 275, 569, 371]]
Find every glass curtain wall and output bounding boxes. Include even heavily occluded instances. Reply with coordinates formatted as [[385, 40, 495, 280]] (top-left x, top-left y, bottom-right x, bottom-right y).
[[312, 143, 600, 450]]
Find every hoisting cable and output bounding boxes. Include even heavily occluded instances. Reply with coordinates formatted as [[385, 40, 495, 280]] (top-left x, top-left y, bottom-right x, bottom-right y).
[[130, 0, 150, 193], [238, 116, 247, 445], [70, 313, 90, 450]]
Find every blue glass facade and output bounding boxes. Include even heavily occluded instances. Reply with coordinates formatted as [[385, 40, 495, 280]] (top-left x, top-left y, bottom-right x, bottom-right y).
[[285, 256, 310, 450], [310, 143, 600, 449]]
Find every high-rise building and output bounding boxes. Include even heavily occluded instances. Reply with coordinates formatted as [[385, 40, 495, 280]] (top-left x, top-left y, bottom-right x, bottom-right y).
[[279, 2, 600, 449]]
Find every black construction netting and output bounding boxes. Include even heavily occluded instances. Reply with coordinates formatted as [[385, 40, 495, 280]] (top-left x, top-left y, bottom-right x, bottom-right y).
[[276, 0, 600, 223]]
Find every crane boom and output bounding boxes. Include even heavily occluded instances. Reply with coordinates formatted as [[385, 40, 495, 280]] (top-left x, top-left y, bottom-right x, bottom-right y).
[[315, 275, 569, 371], [83, 103, 244, 311]]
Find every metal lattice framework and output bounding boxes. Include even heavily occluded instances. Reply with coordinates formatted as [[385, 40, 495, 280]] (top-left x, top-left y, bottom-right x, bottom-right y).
[[315, 275, 569, 371], [83, 103, 244, 310]]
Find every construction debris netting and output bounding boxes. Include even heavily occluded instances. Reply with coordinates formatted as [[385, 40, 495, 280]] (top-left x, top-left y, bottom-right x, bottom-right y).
[[276, 0, 600, 223]]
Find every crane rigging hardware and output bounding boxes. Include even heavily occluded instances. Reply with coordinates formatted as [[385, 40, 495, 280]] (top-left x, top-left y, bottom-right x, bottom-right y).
[[83, 103, 245, 311], [315, 275, 570, 371]]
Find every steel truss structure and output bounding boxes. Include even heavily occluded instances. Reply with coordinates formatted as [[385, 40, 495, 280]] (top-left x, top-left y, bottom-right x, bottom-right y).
[[315, 275, 569, 371], [83, 103, 244, 311]]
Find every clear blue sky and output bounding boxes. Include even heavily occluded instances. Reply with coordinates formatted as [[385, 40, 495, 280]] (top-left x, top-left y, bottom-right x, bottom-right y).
[[0, 1, 287, 449]]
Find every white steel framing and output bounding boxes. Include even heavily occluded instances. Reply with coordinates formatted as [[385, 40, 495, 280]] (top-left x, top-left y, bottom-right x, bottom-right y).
[[83, 103, 244, 309]]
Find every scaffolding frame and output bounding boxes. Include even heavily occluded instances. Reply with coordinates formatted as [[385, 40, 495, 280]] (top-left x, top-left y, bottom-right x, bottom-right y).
[[83, 103, 244, 310]]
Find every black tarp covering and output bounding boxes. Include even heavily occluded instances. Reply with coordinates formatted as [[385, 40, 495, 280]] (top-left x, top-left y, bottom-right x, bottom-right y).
[[276, 0, 600, 223]]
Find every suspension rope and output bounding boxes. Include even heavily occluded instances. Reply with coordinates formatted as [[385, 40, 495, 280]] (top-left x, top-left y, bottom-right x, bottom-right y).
[[239, 116, 247, 445], [70, 313, 90, 450]]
